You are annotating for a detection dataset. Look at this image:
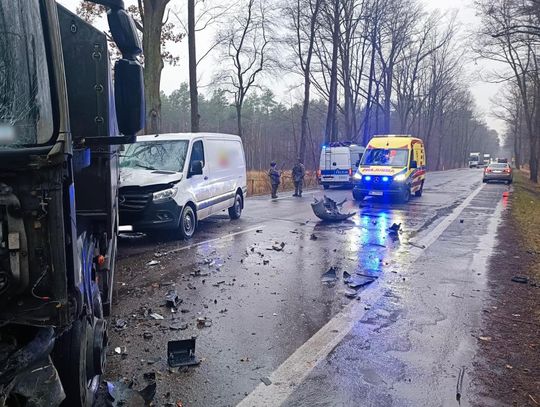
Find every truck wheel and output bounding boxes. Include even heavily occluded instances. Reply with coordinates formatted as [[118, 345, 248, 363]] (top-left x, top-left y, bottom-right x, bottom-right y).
[[414, 181, 424, 197], [352, 190, 365, 201], [179, 205, 196, 239], [323, 184, 330, 190], [228, 193, 243, 220], [54, 319, 99, 407]]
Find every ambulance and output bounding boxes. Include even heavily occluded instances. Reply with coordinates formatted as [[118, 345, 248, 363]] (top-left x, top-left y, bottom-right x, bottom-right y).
[[352, 135, 426, 202]]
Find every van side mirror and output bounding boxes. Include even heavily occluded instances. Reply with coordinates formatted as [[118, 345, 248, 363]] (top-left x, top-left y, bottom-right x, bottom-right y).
[[410, 160, 418, 169], [190, 160, 204, 176]]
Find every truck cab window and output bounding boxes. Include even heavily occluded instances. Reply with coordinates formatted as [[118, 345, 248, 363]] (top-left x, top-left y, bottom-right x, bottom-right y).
[[0, 0, 53, 147]]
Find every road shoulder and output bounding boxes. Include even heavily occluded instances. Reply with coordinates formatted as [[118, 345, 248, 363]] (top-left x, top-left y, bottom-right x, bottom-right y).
[[472, 173, 540, 406]]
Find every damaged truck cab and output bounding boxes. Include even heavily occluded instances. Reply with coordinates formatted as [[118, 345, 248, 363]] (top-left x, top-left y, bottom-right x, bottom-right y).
[[0, 0, 143, 405]]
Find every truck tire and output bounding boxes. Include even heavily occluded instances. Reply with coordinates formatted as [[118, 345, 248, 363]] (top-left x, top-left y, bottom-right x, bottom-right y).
[[414, 181, 424, 197], [352, 190, 365, 201], [54, 319, 99, 407], [179, 205, 196, 239], [228, 193, 243, 220]]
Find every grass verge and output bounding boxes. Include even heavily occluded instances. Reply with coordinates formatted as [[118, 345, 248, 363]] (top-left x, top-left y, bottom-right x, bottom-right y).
[[511, 172, 540, 278]]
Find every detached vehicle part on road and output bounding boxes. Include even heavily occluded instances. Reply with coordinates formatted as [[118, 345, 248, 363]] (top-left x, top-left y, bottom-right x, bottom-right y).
[[352, 135, 426, 203], [483, 163, 513, 184], [119, 133, 247, 239], [318, 142, 365, 189], [0, 1, 144, 406]]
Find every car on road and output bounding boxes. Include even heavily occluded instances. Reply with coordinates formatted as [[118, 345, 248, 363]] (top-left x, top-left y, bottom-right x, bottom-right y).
[[119, 133, 247, 239], [353, 135, 426, 202], [483, 163, 513, 184]]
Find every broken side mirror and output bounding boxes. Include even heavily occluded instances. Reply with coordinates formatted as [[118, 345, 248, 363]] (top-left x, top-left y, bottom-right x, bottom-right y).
[[190, 161, 204, 176]]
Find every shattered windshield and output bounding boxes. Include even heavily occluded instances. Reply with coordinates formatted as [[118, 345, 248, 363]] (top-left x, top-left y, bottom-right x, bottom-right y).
[[120, 141, 189, 173], [361, 148, 409, 167], [0, 0, 53, 147]]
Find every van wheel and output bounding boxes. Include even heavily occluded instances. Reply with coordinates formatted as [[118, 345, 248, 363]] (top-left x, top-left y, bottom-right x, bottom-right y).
[[414, 181, 424, 197], [229, 193, 243, 220], [400, 186, 411, 203], [179, 206, 196, 239], [353, 190, 365, 201]]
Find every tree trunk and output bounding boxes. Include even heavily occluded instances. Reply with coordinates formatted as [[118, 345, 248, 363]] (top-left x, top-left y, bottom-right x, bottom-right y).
[[142, 0, 169, 135], [188, 0, 200, 132], [325, 0, 340, 143], [236, 104, 243, 139]]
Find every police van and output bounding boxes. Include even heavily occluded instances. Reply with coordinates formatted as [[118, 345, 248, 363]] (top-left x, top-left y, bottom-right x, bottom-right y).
[[318, 142, 365, 189], [353, 135, 426, 202]]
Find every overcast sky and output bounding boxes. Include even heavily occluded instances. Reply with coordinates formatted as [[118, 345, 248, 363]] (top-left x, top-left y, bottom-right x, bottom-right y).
[[60, 0, 506, 135]]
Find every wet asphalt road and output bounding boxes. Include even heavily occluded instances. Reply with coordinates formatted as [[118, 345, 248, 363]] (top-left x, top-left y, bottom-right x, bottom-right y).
[[105, 168, 510, 406]]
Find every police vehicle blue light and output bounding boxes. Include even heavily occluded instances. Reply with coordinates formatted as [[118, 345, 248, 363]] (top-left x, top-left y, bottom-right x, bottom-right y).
[[364, 176, 372, 181], [382, 176, 389, 182]]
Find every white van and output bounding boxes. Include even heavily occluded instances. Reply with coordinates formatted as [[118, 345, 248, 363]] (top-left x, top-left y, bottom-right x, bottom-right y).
[[318, 142, 365, 189], [119, 133, 247, 238]]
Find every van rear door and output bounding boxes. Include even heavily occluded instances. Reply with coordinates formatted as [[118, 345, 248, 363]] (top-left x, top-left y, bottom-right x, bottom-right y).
[[321, 148, 351, 183]]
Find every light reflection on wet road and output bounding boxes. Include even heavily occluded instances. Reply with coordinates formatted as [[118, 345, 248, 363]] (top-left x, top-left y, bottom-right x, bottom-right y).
[[105, 169, 509, 406]]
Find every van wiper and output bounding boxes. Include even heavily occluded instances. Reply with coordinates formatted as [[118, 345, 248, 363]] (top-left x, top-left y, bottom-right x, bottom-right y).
[[135, 164, 158, 171]]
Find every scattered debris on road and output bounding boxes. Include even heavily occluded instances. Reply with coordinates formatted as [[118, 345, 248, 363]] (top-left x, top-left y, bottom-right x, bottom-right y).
[[511, 276, 529, 284], [149, 312, 164, 320], [167, 338, 200, 368], [321, 267, 338, 283], [311, 196, 355, 221], [260, 377, 272, 386], [106, 380, 156, 407], [456, 367, 465, 404], [197, 317, 213, 328], [310, 233, 318, 240], [146, 260, 160, 267], [271, 242, 286, 251], [388, 223, 401, 234], [165, 290, 182, 308], [347, 275, 376, 289]]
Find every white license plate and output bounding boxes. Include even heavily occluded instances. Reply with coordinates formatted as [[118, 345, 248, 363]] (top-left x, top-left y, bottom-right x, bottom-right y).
[[369, 191, 383, 196], [119, 225, 134, 232], [493, 171, 502, 173]]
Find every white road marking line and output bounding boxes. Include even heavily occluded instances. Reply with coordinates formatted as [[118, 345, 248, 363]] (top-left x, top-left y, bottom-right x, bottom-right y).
[[237, 184, 486, 407], [156, 225, 265, 258]]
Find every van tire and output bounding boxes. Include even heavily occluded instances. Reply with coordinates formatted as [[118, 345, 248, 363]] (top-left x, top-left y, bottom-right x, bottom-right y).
[[400, 186, 411, 203], [229, 193, 243, 220], [352, 190, 365, 201], [414, 181, 424, 197], [179, 205, 196, 239]]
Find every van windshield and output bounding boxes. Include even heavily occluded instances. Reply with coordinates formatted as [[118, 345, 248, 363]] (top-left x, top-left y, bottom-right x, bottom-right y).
[[120, 140, 189, 173], [361, 148, 409, 167]]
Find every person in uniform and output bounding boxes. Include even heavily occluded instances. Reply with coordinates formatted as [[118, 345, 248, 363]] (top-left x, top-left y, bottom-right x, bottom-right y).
[[268, 161, 281, 199], [292, 157, 306, 197]]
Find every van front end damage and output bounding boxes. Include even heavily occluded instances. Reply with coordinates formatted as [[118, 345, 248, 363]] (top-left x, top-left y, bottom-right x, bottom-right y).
[[0, 327, 65, 407]]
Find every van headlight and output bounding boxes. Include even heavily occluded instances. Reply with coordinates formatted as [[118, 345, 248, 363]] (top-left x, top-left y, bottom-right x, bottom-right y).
[[353, 172, 362, 180], [153, 187, 178, 202], [394, 174, 407, 182]]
